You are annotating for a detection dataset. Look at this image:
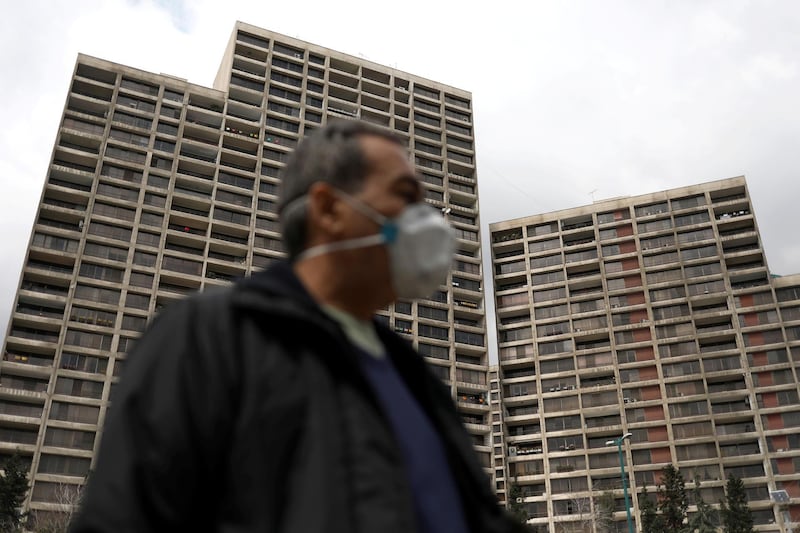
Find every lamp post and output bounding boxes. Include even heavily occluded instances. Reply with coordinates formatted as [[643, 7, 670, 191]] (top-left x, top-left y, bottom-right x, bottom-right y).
[[606, 433, 634, 533]]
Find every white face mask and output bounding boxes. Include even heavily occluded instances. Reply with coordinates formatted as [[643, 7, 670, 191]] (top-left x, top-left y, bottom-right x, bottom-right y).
[[296, 190, 456, 299]]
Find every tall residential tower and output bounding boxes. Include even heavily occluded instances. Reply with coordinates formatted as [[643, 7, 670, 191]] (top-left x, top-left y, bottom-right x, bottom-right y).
[[0, 22, 490, 521], [490, 177, 799, 532]]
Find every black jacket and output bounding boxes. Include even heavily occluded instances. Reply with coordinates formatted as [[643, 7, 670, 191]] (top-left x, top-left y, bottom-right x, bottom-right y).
[[71, 261, 524, 533]]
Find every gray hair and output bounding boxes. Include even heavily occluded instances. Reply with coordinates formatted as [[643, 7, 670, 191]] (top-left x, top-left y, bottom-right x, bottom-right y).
[[277, 119, 403, 260]]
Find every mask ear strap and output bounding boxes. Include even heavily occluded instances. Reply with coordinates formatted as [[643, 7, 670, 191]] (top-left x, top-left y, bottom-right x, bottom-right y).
[[279, 194, 308, 218], [296, 233, 387, 262], [334, 190, 388, 224]]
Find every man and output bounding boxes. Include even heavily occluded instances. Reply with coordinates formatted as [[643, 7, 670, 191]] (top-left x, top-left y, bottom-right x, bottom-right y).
[[71, 120, 524, 533]]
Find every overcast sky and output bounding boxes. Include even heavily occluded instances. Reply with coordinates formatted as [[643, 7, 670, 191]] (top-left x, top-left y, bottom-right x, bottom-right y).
[[1, 0, 798, 349]]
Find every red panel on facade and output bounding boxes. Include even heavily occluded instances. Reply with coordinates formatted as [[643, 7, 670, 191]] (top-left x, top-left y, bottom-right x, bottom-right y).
[[642, 385, 661, 401], [617, 224, 633, 236], [622, 257, 639, 270], [651, 447, 672, 463], [640, 366, 658, 380], [752, 352, 768, 365], [766, 413, 784, 430], [762, 392, 779, 408], [627, 292, 646, 305], [625, 275, 642, 288], [647, 426, 668, 441], [645, 406, 665, 421]]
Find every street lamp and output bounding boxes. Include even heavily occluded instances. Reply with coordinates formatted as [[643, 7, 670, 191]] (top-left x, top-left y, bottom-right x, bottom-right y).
[[606, 433, 634, 533]]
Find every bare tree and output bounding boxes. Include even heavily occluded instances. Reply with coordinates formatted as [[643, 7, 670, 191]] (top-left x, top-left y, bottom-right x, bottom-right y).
[[554, 496, 596, 533], [29, 481, 84, 533], [594, 491, 616, 533]]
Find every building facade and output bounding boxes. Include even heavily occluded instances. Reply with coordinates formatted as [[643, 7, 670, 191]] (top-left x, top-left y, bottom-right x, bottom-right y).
[[0, 22, 491, 519], [489, 177, 800, 532]]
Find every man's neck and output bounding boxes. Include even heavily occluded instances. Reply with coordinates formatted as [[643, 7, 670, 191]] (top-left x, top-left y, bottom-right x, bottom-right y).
[[293, 258, 381, 321]]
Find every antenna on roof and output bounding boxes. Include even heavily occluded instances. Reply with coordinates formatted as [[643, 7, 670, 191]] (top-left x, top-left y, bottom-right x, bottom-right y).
[[589, 189, 598, 202]]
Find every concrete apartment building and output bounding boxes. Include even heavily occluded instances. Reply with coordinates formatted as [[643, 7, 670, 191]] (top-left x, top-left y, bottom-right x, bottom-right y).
[[489, 176, 800, 532], [0, 22, 491, 519]]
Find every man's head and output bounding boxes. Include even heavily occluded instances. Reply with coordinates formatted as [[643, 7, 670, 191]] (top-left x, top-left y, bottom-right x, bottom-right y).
[[277, 120, 425, 315], [278, 120, 417, 261]]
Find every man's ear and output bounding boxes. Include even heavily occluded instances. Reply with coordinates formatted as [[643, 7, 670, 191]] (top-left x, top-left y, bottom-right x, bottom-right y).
[[305, 182, 346, 240]]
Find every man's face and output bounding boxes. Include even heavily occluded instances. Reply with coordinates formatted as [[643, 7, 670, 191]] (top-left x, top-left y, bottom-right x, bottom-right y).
[[349, 135, 422, 224], [338, 135, 422, 299]]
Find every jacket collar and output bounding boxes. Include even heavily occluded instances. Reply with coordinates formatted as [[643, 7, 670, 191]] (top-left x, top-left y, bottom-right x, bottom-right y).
[[232, 260, 430, 389], [231, 260, 333, 327]]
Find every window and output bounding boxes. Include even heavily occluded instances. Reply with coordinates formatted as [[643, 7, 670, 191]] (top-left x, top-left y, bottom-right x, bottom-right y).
[[79, 263, 123, 283], [681, 245, 717, 260], [269, 86, 301, 102], [538, 339, 573, 355], [639, 218, 672, 233], [161, 256, 202, 276], [55, 377, 104, 399], [121, 77, 159, 96], [455, 331, 483, 346], [669, 400, 708, 418], [675, 211, 710, 227], [644, 251, 679, 267], [499, 327, 532, 343], [32, 232, 79, 253], [64, 329, 112, 351], [153, 139, 175, 153], [69, 306, 115, 327], [635, 202, 668, 217], [164, 89, 183, 102], [83, 242, 128, 262], [136, 231, 161, 247], [49, 401, 100, 425], [650, 285, 686, 302], [113, 111, 152, 130], [545, 415, 581, 431], [38, 454, 92, 477], [540, 358, 575, 374], [121, 314, 147, 332], [534, 304, 568, 320], [419, 324, 448, 340], [418, 305, 447, 321], [88, 221, 132, 242], [73, 284, 120, 305], [214, 208, 250, 226], [105, 145, 147, 164], [678, 228, 714, 244], [533, 287, 566, 302], [132, 251, 156, 268], [659, 341, 697, 357], [60, 352, 107, 374], [109, 129, 150, 149], [129, 272, 154, 289], [672, 195, 706, 210], [147, 173, 170, 188], [419, 343, 448, 360], [685, 262, 721, 277], [456, 368, 486, 385]]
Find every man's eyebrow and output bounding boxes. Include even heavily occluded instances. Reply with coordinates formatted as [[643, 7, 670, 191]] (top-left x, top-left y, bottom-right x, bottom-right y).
[[395, 174, 422, 195]]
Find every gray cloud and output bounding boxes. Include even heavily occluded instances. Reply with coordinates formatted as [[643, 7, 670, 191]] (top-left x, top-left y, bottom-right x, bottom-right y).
[[1, 1, 799, 349]]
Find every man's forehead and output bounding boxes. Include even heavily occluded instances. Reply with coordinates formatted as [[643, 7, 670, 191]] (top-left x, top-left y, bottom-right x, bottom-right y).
[[360, 135, 416, 175], [359, 134, 408, 160]]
